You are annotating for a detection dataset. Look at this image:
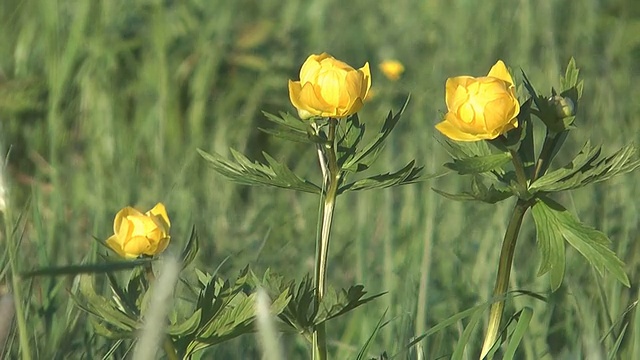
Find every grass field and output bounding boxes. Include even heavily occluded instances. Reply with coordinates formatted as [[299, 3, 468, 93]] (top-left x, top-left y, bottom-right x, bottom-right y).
[[2, 0, 640, 359]]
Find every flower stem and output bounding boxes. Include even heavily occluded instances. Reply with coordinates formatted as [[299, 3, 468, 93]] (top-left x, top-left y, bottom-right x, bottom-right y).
[[479, 199, 530, 359], [313, 119, 340, 360]]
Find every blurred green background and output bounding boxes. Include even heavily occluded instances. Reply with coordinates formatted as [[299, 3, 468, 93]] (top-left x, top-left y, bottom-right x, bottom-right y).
[[1, 0, 640, 358]]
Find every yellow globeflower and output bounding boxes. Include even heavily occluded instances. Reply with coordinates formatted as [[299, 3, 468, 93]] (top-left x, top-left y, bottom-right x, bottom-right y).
[[288, 53, 371, 119], [106, 203, 171, 259], [436, 60, 520, 141], [379, 60, 405, 81]]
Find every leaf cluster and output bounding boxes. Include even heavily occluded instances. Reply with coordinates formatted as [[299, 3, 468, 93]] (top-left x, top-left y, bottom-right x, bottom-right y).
[[70, 229, 291, 358], [198, 99, 426, 196], [435, 59, 638, 291], [254, 272, 384, 339]]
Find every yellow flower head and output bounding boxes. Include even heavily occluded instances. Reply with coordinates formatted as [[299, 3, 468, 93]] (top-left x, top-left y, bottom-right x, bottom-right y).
[[106, 203, 171, 259], [379, 60, 405, 81], [288, 53, 371, 119], [436, 60, 520, 141]]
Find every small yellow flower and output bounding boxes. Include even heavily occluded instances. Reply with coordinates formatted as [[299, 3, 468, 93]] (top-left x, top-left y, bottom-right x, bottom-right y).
[[288, 53, 371, 119], [436, 60, 520, 141], [379, 60, 405, 81], [106, 203, 171, 259]]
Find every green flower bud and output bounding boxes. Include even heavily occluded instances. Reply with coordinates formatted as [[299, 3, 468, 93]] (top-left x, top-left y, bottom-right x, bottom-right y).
[[548, 95, 575, 119]]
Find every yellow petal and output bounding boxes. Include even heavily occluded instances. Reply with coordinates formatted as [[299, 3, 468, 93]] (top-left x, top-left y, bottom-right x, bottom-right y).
[[112, 207, 142, 234], [487, 60, 514, 85], [299, 54, 324, 83], [317, 68, 344, 107], [122, 236, 151, 258], [435, 116, 492, 141], [147, 202, 170, 229], [445, 76, 472, 112], [106, 234, 127, 257], [300, 82, 333, 114], [359, 62, 372, 98]]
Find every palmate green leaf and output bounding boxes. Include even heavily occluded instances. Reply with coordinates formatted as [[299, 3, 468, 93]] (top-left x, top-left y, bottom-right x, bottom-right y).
[[342, 98, 409, 173], [532, 197, 630, 290], [531, 142, 640, 192], [560, 58, 582, 95], [261, 111, 328, 144], [180, 225, 199, 269], [432, 176, 513, 204], [531, 200, 566, 291], [316, 285, 385, 324], [337, 113, 367, 170], [439, 135, 494, 159], [198, 148, 321, 194], [167, 309, 202, 336], [338, 160, 423, 193], [444, 152, 512, 175], [74, 275, 139, 332], [260, 112, 325, 144]]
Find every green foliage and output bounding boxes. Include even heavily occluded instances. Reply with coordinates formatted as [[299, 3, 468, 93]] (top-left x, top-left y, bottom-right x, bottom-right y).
[[444, 153, 512, 175], [2, 0, 640, 359], [532, 197, 630, 291], [256, 273, 384, 337], [198, 148, 322, 194], [530, 142, 640, 192]]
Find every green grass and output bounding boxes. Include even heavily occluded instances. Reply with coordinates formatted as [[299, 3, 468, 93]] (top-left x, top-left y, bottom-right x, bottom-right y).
[[1, 0, 640, 358]]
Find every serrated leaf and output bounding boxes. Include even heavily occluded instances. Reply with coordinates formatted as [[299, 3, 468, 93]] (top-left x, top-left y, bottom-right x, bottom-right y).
[[533, 197, 629, 288], [75, 275, 138, 331], [198, 148, 321, 194], [180, 225, 199, 269], [315, 285, 385, 324], [338, 161, 423, 193], [531, 143, 640, 192], [444, 152, 512, 175], [560, 58, 580, 92], [337, 113, 366, 169], [262, 111, 308, 132], [432, 177, 513, 204], [531, 200, 566, 291], [258, 126, 313, 144], [342, 98, 409, 172], [168, 309, 202, 336]]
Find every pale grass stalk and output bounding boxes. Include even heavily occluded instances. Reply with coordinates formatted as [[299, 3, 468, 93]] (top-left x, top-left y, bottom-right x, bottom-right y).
[[133, 256, 180, 360], [1, 140, 31, 360], [0, 293, 15, 356], [255, 288, 283, 360]]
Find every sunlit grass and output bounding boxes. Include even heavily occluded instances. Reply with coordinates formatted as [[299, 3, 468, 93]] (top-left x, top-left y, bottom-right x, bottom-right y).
[[1, 0, 639, 358]]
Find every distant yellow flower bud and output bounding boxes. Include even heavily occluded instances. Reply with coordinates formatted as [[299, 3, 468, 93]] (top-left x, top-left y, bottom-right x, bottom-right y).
[[436, 60, 520, 141], [106, 203, 171, 259], [379, 60, 405, 81], [288, 53, 371, 119]]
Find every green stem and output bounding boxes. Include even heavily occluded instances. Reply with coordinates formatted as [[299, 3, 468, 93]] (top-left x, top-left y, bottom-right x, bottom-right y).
[[479, 199, 530, 359], [313, 119, 340, 360], [533, 130, 567, 181], [509, 149, 528, 189]]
